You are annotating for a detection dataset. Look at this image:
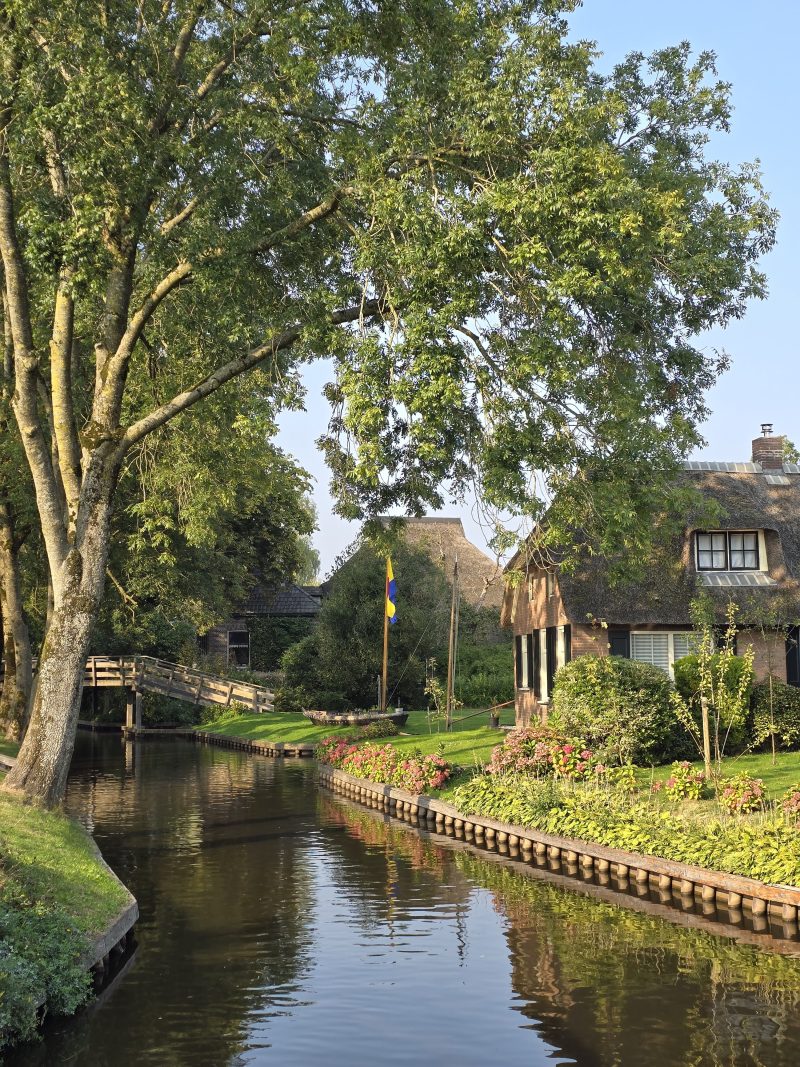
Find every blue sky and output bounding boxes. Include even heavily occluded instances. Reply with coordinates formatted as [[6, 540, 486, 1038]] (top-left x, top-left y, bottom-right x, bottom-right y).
[[278, 1, 798, 576]]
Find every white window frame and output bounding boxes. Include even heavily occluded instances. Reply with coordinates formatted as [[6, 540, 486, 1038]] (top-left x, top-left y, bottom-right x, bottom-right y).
[[630, 631, 694, 679], [519, 634, 530, 691], [556, 625, 566, 671]]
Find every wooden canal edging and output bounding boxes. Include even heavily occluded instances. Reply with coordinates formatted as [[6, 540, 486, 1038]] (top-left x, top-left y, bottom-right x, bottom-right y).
[[319, 766, 800, 938], [113, 724, 316, 758]]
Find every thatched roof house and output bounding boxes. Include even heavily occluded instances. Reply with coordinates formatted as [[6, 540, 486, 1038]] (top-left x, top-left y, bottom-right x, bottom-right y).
[[398, 517, 504, 610], [321, 516, 503, 611], [503, 431, 800, 726]]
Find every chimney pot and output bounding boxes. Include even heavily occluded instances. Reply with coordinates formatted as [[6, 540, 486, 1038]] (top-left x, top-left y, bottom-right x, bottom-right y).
[[752, 431, 785, 470]]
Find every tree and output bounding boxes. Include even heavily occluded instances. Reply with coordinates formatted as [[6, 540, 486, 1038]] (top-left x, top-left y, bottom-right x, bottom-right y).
[[0, 3, 774, 804], [94, 398, 317, 658], [282, 541, 451, 710]]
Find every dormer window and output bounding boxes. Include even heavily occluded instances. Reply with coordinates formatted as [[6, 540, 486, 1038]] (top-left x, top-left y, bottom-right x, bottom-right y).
[[696, 531, 759, 571]]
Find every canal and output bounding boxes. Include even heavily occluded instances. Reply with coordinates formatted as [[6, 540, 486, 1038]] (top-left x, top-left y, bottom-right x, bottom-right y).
[[10, 731, 800, 1066]]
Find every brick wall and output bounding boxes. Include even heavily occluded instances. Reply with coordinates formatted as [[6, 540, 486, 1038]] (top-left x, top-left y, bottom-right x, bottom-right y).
[[737, 631, 787, 684]]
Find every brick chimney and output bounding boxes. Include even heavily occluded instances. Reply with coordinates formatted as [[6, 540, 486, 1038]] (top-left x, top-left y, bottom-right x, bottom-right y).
[[751, 424, 785, 470]]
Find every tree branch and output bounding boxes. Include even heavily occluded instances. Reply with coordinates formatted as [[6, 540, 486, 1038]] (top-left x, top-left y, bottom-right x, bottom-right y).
[[119, 299, 385, 451], [0, 55, 69, 574], [114, 259, 193, 362], [160, 195, 200, 235], [250, 187, 353, 255]]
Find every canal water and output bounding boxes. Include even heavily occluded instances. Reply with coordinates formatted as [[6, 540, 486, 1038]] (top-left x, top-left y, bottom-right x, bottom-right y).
[[10, 732, 800, 1066]]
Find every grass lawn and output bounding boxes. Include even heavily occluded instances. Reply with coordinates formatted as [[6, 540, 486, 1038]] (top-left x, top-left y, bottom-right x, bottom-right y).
[[645, 751, 800, 801], [0, 737, 20, 759], [0, 793, 130, 937], [197, 706, 513, 774]]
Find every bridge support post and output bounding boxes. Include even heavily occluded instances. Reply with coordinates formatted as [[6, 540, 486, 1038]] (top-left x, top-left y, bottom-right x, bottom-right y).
[[135, 690, 143, 731], [125, 688, 135, 729]]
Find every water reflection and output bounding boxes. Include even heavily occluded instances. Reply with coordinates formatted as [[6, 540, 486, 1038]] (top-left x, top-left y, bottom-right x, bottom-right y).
[[7, 734, 800, 1066], [321, 794, 800, 1067]]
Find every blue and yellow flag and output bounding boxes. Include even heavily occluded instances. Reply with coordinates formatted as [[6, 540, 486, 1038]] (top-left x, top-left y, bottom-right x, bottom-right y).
[[385, 558, 398, 625]]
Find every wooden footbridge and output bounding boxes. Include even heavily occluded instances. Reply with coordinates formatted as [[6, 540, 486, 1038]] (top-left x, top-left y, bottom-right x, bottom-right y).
[[84, 656, 274, 729]]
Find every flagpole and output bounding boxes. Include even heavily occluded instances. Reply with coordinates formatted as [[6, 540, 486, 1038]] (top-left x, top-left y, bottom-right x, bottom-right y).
[[446, 556, 459, 731], [382, 561, 390, 712]]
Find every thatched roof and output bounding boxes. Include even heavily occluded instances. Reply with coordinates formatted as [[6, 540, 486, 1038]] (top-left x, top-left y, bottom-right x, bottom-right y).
[[507, 462, 800, 627], [322, 517, 503, 609], [398, 518, 504, 609]]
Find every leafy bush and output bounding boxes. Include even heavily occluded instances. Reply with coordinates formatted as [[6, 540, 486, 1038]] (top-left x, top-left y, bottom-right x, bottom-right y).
[[452, 773, 800, 885], [454, 643, 514, 707], [317, 738, 451, 792], [487, 726, 563, 775], [781, 787, 800, 824], [673, 652, 753, 753], [356, 720, 400, 740], [550, 655, 678, 765], [717, 774, 767, 815], [751, 678, 800, 750], [198, 701, 251, 726], [0, 888, 91, 1049], [653, 761, 707, 801], [248, 616, 315, 671]]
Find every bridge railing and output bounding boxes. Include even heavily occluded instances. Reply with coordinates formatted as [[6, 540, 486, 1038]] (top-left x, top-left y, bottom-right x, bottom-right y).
[[84, 655, 274, 713]]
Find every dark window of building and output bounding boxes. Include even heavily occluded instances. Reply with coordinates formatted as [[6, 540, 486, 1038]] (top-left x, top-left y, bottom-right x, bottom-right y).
[[515, 635, 523, 688], [788, 626, 800, 688], [564, 624, 572, 664], [228, 630, 250, 667], [609, 628, 630, 658], [545, 626, 557, 695], [526, 633, 535, 689]]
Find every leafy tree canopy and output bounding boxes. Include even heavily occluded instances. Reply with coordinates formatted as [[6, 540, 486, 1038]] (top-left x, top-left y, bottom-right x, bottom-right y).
[[1, 0, 774, 561], [0, 0, 776, 803], [283, 540, 451, 709]]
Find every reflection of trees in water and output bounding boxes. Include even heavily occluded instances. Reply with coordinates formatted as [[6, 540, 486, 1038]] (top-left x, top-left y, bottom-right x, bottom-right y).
[[317, 794, 476, 942], [457, 848, 800, 1066], [46, 739, 319, 1067], [323, 792, 800, 1067]]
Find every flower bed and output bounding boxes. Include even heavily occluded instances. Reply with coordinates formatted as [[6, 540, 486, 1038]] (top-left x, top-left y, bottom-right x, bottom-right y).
[[451, 772, 800, 886], [317, 737, 451, 793]]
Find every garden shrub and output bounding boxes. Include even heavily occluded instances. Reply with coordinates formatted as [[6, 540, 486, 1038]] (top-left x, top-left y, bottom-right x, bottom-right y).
[[781, 786, 800, 824], [487, 726, 563, 775], [0, 888, 90, 1049], [549, 655, 679, 765], [452, 773, 800, 885], [652, 761, 707, 801], [751, 678, 800, 750], [356, 720, 400, 740], [317, 738, 451, 793], [673, 652, 753, 753], [717, 774, 767, 815]]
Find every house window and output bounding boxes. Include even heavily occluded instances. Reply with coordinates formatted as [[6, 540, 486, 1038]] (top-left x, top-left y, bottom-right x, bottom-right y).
[[538, 630, 552, 701], [519, 634, 530, 689], [227, 629, 250, 667], [696, 531, 759, 571], [546, 570, 555, 598], [631, 632, 694, 678]]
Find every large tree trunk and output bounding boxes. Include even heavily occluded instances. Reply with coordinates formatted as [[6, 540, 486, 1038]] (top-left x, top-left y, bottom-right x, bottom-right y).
[[2, 454, 116, 806], [0, 500, 31, 741]]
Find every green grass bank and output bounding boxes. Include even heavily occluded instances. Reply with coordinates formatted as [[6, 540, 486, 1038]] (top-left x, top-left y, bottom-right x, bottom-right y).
[[197, 707, 512, 774], [0, 790, 131, 1049]]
